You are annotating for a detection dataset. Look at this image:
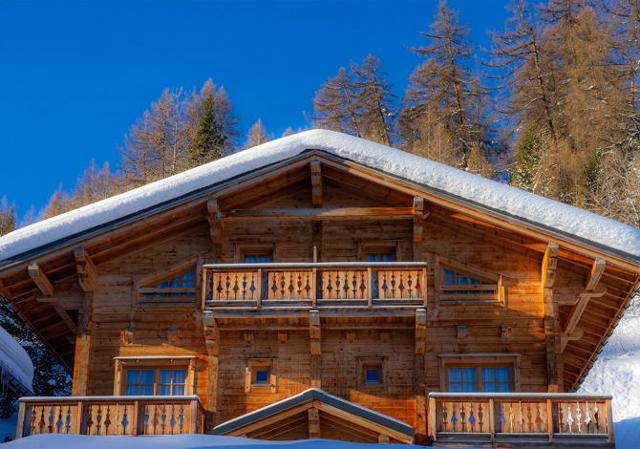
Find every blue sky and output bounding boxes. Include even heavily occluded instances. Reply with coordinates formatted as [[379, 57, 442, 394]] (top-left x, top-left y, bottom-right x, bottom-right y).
[[0, 0, 508, 221]]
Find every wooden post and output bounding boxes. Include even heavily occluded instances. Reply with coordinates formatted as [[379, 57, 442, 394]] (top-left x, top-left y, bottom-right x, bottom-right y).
[[76, 401, 85, 434], [367, 267, 373, 308], [256, 268, 263, 308], [191, 399, 199, 434], [308, 407, 320, 439], [427, 396, 437, 441], [546, 399, 553, 441], [422, 266, 428, 307], [309, 310, 322, 388], [14, 401, 26, 439], [311, 268, 318, 307], [488, 398, 495, 443], [606, 399, 614, 443]]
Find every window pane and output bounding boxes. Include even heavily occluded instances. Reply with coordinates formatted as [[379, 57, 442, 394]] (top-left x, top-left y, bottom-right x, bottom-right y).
[[139, 385, 153, 395], [159, 369, 173, 384], [366, 253, 395, 262], [365, 369, 381, 384], [482, 368, 496, 383], [158, 385, 172, 395], [173, 369, 187, 384], [463, 368, 477, 383], [482, 383, 496, 392], [125, 385, 138, 396], [140, 369, 154, 384], [496, 383, 511, 392], [496, 367, 510, 382], [173, 385, 185, 395], [463, 383, 478, 392], [126, 370, 139, 384], [255, 369, 269, 384], [448, 368, 462, 382], [244, 255, 273, 263], [449, 383, 462, 392]]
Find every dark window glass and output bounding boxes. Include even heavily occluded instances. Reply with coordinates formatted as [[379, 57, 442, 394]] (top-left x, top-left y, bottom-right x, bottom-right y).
[[365, 368, 382, 385], [448, 367, 478, 392], [365, 253, 395, 262], [124, 369, 154, 396], [244, 255, 273, 263], [448, 366, 512, 392], [255, 369, 270, 384]]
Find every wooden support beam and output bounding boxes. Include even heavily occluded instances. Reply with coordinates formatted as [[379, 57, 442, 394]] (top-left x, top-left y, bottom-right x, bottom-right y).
[[412, 196, 429, 243], [414, 308, 427, 444], [309, 309, 321, 388], [27, 264, 54, 297], [203, 310, 220, 431], [415, 308, 427, 355], [561, 258, 606, 352], [74, 247, 97, 293], [541, 241, 559, 291], [225, 207, 415, 221], [36, 298, 79, 336], [308, 407, 320, 439], [310, 160, 322, 208], [207, 197, 224, 245]]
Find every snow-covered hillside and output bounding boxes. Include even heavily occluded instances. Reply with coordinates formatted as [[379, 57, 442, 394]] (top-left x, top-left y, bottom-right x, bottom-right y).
[[580, 300, 640, 447]]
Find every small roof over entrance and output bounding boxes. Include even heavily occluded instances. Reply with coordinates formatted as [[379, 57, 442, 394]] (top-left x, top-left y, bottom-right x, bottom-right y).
[[212, 388, 414, 444]]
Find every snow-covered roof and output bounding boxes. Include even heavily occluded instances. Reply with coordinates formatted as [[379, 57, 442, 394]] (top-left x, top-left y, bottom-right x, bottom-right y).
[[1, 129, 639, 265], [0, 325, 33, 393]]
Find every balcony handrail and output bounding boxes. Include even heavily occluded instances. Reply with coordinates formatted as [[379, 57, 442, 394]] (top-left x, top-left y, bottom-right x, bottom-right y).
[[428, 392, 612, 400], [19, 394, 202, 403], [203, 261, 428, 269]]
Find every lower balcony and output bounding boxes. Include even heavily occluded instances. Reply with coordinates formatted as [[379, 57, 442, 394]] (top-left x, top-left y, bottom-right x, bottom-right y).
[[15, 395, 204, 439], [203, 262, 428, 309], [427, 392, 614, 447]]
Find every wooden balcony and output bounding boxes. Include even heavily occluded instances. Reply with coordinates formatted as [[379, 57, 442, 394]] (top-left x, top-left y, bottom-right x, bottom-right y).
[[202, 262, 428, 309], [15, 395, 205, 439], [427, 392, 614, 447]]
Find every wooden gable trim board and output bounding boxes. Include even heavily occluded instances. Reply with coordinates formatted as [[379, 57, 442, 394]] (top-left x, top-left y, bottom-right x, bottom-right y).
[[223, 207, 415, 221]]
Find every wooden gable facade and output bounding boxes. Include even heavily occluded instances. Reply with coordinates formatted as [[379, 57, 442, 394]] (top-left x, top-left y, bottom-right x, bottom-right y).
[[1, 140, 638, 446]]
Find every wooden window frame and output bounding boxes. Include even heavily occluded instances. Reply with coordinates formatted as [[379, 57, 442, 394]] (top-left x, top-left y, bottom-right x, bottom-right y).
[[244, 358, 278, 393], [438, 354, 520, 392], [436, 258, 506, 304], [113, 356, 196, 396], [358, 240, 400, 262], [235, 243, 276, 263], [133, 257, 201, 306], [357, 356, 388, 391]]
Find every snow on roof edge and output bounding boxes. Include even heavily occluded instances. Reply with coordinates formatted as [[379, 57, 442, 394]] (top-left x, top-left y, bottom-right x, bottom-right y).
[[0, 325, 34, 392], [1, 129, 640, 264]]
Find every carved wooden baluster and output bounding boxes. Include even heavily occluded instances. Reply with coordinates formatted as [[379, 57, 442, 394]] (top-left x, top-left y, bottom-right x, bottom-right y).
[[161, 403, 167, 435], [240, 272, 247, 300], [55, 406, 63, 433], [576, 401, 583, 433], [278, 272, 286, 298], [566, 403, 574, 433], [390, 272, 397, 298], [143, 405, 150, 435], [405, 272, 413, 298], [460, 401, 467, 432], [508, 403, 514, 433], [478, 402, 484, 432], [121, 405, 129, 435], [169, 403, 176, 434], [535, 402, 543, 432], [105, 405, 113, 435], [397, 272, 405, 298], [441, 402, 449, 432], [593, 401, 600, 433], [584, 402, 593, 433], [468, 401, 476, 432], [380, 271, 388, 299], [450, 402, 458, 432], [179, 405, 185, 433], [46, 405, 54, 433], [498, 403, 506, 433], [65, 405, 72, 434]]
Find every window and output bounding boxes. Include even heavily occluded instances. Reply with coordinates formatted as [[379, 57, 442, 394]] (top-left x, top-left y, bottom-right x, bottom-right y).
[[245, 358, 277, 392], [439, 262, 503, 302], [358, 357, 386, 388], [237, 244, 274, 263], [123, 367, 187, 396], [113, 356, 195, 396], [359, 241, 398, 262], [134, 258, 198, 305], [364, 366, 383, 385], [447, 365, 512, 392]]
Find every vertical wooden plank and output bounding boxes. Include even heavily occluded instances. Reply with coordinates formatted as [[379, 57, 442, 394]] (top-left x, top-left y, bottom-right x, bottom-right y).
[[311, 268, 317, 307], [76, 401, 85, 435], [308, 407, 320, 439], [367, 267, 373, 308], [422, 266, 428, 307], [132, 401, 139, 436], [546, 399, 553, 441], [14, 401, 26, 439], [489, 398, 495, 443], [256, 268, 262, 307], [191, 399, 199, 435], [606, 399, 614, 443], [427, 397, 437, 441]]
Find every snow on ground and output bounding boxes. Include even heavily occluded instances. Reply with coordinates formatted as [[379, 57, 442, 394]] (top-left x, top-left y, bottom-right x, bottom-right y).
[[0, 326, 33, 392], [0, 434, 410, 448], [2, 130, 640, 263], [580, 303, 640, 448]]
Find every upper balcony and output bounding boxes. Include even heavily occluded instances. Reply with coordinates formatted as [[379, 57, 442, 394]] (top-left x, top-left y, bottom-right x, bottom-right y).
[[202, 262, 428, 310]]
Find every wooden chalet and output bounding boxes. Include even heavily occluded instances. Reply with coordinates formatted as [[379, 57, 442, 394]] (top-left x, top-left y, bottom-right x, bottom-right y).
[[0, 130, 638, 447]]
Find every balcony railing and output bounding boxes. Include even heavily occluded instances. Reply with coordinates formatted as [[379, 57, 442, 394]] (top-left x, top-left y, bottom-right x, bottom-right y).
[[15, 396, 204, 439], [427, 392, 614, 447], [203, 262, 428, 307]]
